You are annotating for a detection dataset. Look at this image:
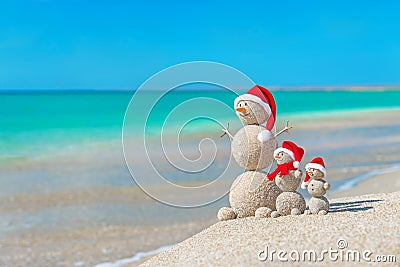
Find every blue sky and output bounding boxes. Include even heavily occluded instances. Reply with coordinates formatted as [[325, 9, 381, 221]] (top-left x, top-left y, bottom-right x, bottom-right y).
[[0, 0, 399, 89]]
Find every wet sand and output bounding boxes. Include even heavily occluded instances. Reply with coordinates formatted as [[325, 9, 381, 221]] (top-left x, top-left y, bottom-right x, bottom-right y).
[[0, 185, 220, 267], [330, 169, 400, 198], [1, 220, 214, 267]]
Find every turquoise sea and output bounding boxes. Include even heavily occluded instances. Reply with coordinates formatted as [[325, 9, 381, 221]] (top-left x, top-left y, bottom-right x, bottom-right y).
[[1, 89, 400, 162]]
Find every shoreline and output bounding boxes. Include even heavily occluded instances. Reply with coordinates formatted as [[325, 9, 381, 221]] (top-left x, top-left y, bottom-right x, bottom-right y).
[[330, 169, 400, 199]]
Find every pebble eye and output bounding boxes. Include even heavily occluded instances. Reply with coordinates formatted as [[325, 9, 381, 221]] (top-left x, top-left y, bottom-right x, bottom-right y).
[[244, 102, 247, 106], [239, 103, 242, 107]]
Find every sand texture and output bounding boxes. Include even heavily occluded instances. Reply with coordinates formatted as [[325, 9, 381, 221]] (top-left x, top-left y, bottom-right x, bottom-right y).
[[140, 192, 400, 266], [274, 191, 306, 216], [231, 125, 277, 170], [228, 171, 281, 218]]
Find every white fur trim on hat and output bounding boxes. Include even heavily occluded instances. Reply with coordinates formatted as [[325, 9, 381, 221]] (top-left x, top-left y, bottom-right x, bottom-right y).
[[301, 181, 308, 189], [273, 147, 295, 160], [305, 163, 327, 176], [234, 94, 271, 115], [257, 130, 272, 142]]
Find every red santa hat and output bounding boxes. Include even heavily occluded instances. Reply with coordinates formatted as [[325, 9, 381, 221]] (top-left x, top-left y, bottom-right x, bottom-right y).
[[234, 85, 276, 132], [273, 141, 304, 168], [301, 157, 327, 189]]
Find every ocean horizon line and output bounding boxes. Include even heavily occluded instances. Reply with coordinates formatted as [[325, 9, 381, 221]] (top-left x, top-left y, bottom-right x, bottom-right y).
[[1, 85, 400, 94]]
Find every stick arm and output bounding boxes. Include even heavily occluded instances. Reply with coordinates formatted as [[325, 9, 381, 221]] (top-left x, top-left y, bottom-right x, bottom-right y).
[[275, 121, 293, 138], [221, 122, 234, 139]]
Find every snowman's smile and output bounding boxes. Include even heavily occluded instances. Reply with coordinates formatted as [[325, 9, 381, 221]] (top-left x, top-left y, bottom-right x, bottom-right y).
[[239, 112, 250, 117]]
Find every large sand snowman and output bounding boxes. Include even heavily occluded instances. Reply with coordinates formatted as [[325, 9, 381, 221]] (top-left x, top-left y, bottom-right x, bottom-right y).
[[218, 85, 291, 220]]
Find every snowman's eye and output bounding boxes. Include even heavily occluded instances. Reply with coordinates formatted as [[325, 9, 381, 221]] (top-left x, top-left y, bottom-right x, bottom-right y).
[[239, 103, 242, 107], [244, 102, 247, 106]]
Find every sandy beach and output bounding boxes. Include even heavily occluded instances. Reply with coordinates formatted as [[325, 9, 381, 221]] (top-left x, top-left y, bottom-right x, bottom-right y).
[[139, 191, 400, 266]]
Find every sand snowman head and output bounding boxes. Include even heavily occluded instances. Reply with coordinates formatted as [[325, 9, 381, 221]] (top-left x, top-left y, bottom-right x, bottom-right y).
[[306, 168, 325, 180], [274, 150, 294, 165], [302, 157, 327, 187], [235, 100, 269, 125], [273, 141, 304, 169], [305, 158, 326, 178], [234, 85, 276, 131]]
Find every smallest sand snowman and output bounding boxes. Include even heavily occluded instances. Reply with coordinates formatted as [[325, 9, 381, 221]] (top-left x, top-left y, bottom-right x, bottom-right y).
[[268, 141, 306, 218], [302, 157, 331, 215]]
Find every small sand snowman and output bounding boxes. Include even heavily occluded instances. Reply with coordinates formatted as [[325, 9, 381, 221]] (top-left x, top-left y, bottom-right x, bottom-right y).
[[218, 85, 291, 221], [302, 157, 331, 215], [268, 141, 307, 218]]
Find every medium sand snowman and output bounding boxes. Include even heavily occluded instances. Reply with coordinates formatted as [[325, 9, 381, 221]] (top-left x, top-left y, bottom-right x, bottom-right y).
[[302, 157, 331, 215], [218, 85, 291, 221], [268, 141, 307, 217]]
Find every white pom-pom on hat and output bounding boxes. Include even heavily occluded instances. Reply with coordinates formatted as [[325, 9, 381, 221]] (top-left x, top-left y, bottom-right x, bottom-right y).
[[257, 130, 273, 142], [293, 161, 300, 168]]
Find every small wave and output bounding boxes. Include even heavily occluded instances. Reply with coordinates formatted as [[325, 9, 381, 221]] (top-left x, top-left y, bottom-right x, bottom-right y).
[[331, 164, 400, 192], [94, 244, 173, 267]]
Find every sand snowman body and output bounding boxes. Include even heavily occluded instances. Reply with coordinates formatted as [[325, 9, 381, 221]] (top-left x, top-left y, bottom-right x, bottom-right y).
[[272, 171, 306, 216], [306, 179, 330, 215], [308, 196, 329, 214], [231, 125, 278, 170], [229, 171, 281, 218], [218, 133, 281, 220]]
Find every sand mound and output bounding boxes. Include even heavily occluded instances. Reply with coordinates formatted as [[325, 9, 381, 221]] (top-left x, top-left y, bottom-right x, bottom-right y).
[[139, 192, 400, 266]]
